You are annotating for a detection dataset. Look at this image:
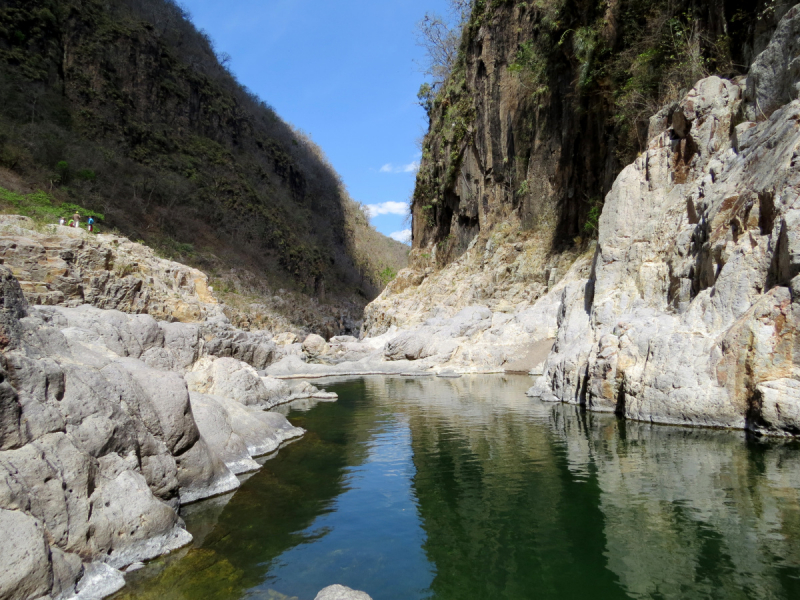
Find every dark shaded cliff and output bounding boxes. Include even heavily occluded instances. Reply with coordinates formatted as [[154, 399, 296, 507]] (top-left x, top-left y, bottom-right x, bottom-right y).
[[412, 0, 789, 266], [0, 0, 407, 334]]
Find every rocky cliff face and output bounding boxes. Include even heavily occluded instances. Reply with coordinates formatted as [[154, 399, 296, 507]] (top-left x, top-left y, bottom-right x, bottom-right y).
[[413, 0, 779, 252], [356, 3, 800, 437], [529, 5, 800, 435], [367, 0, 788, 336]]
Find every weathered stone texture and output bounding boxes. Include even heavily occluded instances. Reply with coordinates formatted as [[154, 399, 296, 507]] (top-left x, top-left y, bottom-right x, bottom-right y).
[[528, 9, 800, 436], [0, 270, 307, 598], [0, 224, 219, 324]]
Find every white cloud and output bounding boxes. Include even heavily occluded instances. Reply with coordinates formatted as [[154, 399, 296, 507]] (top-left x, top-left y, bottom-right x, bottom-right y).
[[379, 160, 419, 174], [365, 201, 408, 217], [389, 229, 412, 244]]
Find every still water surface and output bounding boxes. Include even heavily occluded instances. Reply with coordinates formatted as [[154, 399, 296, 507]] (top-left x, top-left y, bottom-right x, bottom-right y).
[[114, 375, 800, 600]]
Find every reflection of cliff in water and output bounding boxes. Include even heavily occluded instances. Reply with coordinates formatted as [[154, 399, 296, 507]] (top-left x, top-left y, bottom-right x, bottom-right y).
[[360, 376, 800, 599], [585, 421, 800, 599]]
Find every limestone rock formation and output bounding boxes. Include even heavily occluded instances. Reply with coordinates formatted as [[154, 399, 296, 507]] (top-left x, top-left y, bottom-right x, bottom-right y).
[[527, 6, 800, 436], [0, 219, 220, 323], [0, 266, 309, 598]]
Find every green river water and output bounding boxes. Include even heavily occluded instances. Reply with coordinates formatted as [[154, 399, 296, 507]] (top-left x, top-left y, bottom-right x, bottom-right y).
[[113, 375, 800, 600]]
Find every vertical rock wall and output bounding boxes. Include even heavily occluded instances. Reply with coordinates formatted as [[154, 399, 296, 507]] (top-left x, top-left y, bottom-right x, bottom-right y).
[[367, 0, 786, 336], [530, 6, 800, 436]]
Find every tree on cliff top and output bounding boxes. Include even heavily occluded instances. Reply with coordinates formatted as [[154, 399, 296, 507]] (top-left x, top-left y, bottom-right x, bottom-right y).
[[416, 0, 472, 103]]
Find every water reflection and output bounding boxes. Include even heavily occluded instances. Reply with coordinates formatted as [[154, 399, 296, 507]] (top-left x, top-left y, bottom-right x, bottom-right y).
[[114, 376, 800, 600], [362, 376, 800, 599]]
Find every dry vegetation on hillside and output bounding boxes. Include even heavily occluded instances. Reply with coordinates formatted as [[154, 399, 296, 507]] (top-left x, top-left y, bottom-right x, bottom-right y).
[[0, 0, 408, 333]]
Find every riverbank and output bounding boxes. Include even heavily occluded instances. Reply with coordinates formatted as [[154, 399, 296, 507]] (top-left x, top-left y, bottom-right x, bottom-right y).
[[0, 262, 342, 599], [107, 374, 800, 600]]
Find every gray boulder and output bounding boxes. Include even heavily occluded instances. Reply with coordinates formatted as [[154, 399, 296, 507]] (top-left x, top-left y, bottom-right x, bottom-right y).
[[314, 584, 373, 600], [185, 356, 270, 406], [47, 305, 164, 359], [745, 5, 800, 120], [103, 358, 199, 455], [259, 376, 293, 407], [174, 435, 239, 504], [190, 392, 303, 471], [189, 392, 260, 474], [202, 325, 278, 369], [226, 407, 304, 456], [302, 333, 329, 357], [186, 356, 292, 408], [0, 509, 51, 600]]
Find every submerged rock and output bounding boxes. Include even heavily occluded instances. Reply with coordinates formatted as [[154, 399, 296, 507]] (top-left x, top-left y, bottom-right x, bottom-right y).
[[314, 584, 373, 600]]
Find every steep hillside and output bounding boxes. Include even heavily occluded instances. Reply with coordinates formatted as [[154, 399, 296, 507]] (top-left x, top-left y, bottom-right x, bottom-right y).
[[0, 0, 407, 334]]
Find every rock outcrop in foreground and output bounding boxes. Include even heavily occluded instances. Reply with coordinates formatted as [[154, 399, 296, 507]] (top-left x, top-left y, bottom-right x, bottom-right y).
[[0, 262, 342, 599]]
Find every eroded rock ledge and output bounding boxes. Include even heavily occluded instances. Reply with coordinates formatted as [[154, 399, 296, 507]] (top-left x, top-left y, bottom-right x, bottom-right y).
[[0, 266, 338, 599]]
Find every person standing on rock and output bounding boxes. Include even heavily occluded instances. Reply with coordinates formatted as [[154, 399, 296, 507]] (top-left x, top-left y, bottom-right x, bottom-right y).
[[87, 216, 94, 232], [72, 212, 80, 228], [59, 216, 65, 226]]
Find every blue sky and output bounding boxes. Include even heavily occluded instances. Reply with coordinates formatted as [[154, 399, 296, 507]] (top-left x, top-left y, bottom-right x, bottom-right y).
[[180, 0, 453, 243]]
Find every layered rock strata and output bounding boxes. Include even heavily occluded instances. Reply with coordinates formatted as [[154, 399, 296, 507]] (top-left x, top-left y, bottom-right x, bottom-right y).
[[0, 218, 220, 323], [0, 266, 334, 599]]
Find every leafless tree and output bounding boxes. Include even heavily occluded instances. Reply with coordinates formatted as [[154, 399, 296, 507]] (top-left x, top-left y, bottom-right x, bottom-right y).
[[415, 0, 472, 90]]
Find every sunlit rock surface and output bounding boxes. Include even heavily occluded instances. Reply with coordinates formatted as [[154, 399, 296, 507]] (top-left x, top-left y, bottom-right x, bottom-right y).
[[529, 7, 800, 435], [0, 266, 309, 598], [0, 219, 220, 323]]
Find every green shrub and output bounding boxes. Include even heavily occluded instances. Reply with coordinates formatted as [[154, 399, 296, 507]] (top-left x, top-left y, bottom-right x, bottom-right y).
[[378, 266, 397, 286], [508, 41, 549, 98], [582, 197, 602, 236], [0, 185, 103, 223], [55, 160, 71, 184], [76, 168, 96, 181]]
